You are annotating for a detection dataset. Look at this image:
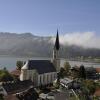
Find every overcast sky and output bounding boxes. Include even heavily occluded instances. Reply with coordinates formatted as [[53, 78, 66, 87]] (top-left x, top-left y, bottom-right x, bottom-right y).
[[0, 0, 100, 36]]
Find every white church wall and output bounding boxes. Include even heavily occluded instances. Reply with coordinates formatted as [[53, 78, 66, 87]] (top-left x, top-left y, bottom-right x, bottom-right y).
[[51, 72, 57, 82], [41, 74, 43, 85], [26, 70, 30, 80], [47, 73, 50, 84], [20, 69, 57, 87], [37, 73, 49, 86], [44, 73, 47, 84], [38, 75, 40, 86], [54, 72, 57, 79], [20, 72, 23, 81], [39, 72, 57, 86], [38, 74, 46, 86], [27, 70, 38, 86], [20, 69, 27, 81]]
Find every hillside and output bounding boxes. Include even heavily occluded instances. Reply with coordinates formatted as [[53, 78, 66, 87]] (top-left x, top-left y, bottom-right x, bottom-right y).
[[0, 32, 100, 58]]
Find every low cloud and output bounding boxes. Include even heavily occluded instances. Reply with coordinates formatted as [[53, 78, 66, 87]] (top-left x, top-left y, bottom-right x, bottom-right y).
[[52, 32, 100, 48]]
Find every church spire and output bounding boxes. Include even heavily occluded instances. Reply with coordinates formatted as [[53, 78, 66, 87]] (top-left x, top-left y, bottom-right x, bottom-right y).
[[54, 30, 60, 50], [52, 30, 60, 72]]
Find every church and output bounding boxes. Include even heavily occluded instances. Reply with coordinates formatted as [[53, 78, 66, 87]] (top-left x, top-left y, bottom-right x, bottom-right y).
[[20, 31, 60, 86]]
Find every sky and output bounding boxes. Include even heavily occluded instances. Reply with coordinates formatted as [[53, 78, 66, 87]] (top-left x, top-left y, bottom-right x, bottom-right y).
[[0, 0, 100, 36]]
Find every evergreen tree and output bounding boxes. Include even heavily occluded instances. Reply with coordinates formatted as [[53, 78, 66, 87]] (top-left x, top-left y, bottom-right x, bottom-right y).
[[79, 65, 86, 79]]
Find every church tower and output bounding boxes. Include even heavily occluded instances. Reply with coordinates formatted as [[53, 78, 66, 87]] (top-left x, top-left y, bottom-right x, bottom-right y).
[[53, 30, 60, 72]]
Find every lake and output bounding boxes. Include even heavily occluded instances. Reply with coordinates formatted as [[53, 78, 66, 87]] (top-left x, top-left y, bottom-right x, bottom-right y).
[[0, 56, 99, 71]]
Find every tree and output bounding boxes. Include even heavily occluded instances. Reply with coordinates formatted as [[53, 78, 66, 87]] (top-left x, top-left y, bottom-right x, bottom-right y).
[[3, 67, 7, 71], [16, 61, 23, 70], [93, 96, 100, 100], [63, 61, 71, 76], [71, 66, 80, 79], [54, 68, 65, 89], [59, 67, 65, 78], [56, 73, 60, 88], [0, 94, 4, 100], [83, 80, 96, 95], [79, 65, 86, 79], [0, 70, 13, 82]]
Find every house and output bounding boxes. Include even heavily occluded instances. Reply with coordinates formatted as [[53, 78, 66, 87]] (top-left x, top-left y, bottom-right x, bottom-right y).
[[0, 80, 34, 100], [96, 68, 100, 74], [0, 80, 33, 96], [85, 67, 98, 79], [0, 81, 39, 100], [60, 78, 81, 90], [16, 86, 39, 100], [39, 90, 72, 100], [20, 31, 60, 86], [60, 78, 73, 89], [71, 66, 99, 79]]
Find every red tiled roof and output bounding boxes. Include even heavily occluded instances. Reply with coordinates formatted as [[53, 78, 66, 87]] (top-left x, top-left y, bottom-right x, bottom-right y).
[[11, 69, 21, 76], [96, 68, 100, 73], [94, 89, 100, 96]]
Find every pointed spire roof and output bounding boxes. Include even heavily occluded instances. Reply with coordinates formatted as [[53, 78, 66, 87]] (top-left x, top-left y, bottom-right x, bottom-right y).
[[54, 30, 60, 50]]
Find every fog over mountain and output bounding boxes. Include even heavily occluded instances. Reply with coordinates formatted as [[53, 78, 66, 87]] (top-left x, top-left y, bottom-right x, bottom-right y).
[[0, 32, 100, 58], [58, 32, 100, 48]]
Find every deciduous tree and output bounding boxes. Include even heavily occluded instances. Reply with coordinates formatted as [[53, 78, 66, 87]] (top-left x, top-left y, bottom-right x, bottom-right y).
[[16, 61, 23, 70], [64, 61, 71, 76]]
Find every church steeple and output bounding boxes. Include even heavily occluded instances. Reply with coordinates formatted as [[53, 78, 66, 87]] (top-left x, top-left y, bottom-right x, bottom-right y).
[[53, 30, 60, 72], [54, 30, 60, 50]]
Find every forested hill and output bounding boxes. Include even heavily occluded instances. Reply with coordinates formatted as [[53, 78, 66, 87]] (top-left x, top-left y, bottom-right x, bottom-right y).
[[0, 32, 100, 58]]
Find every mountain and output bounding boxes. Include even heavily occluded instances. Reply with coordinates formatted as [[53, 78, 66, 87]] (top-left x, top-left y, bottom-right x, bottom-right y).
[[0, 32, 100, 58]]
